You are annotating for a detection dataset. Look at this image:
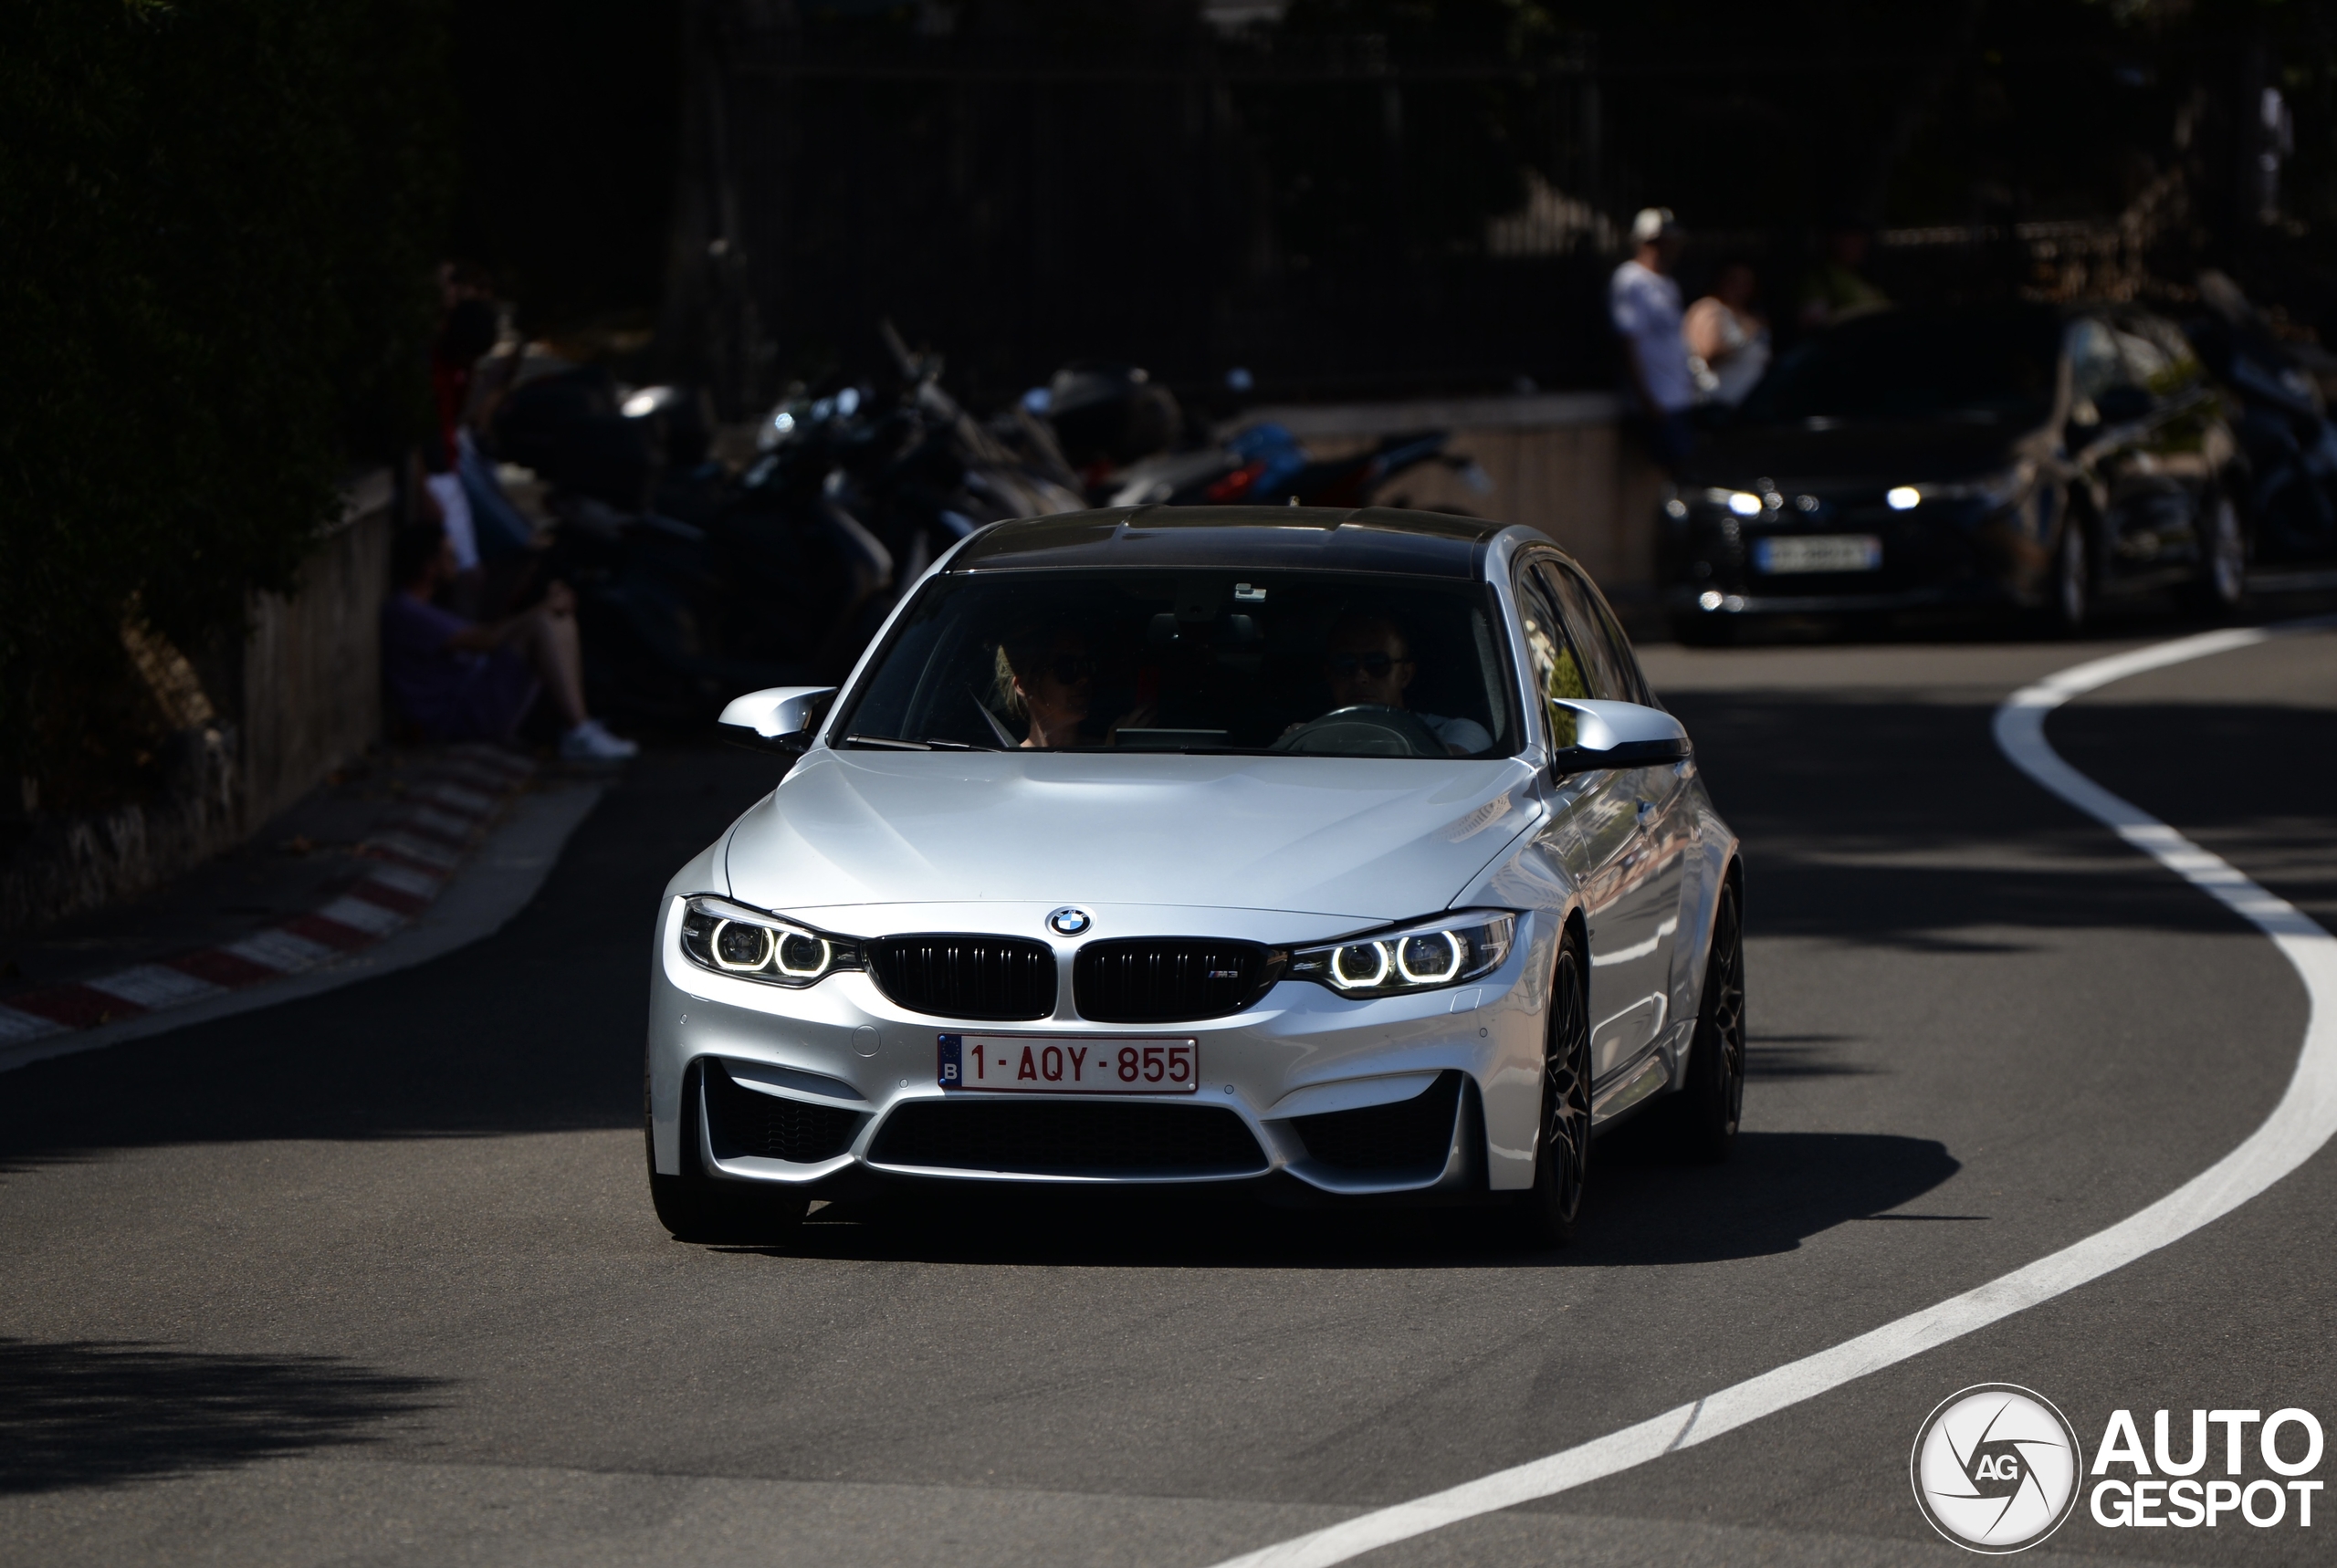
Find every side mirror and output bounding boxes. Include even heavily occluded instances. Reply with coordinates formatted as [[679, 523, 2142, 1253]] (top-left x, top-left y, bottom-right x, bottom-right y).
[[1548, 699, 1692, 777], [718, 685, 838, 757]]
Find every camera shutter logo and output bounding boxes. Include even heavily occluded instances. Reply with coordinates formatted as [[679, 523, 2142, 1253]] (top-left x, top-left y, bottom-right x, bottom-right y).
[[1911, 1385, 2084, 1553]]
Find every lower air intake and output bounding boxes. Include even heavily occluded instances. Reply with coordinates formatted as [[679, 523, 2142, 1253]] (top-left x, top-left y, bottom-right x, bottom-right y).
[[868, 1100, 1267, 1178], [704, 1061, 865, 1164], [1290, 1071, 1462, 1177]]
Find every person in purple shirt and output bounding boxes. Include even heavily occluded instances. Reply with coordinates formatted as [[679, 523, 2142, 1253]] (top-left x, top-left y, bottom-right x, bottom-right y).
[[383, 519, 637, 761]]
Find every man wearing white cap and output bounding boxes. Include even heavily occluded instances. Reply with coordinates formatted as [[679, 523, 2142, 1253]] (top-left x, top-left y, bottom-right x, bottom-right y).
[[1609, 206, 1694, 470]]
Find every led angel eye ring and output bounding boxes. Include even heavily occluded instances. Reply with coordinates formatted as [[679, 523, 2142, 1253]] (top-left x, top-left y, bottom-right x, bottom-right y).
[[774, 931, 832, 978], [1329, 940, 1391, 989], [709, 918, 775, 972], [1396, 930, 1465, 985]]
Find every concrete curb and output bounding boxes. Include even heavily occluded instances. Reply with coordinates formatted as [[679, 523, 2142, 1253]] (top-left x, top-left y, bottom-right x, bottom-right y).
[[0, 750, 606, 1075]]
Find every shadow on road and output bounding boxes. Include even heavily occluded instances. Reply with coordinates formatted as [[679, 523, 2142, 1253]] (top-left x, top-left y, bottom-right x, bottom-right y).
[[1667, 693, 2337, 953], [0, 1338, 443, 1494]]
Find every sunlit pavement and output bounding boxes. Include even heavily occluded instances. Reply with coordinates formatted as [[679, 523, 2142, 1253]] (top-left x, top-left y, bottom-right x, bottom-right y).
[[3, 615, 2333, 1567]]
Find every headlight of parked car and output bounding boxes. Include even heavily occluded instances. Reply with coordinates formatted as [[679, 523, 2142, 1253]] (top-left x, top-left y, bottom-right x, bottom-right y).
[[678, 895, 864, 987], [1286, 910, 1516, 998]]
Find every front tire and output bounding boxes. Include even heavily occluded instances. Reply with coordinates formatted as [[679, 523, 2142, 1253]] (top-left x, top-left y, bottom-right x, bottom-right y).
[[1515, 928, 1591, 1246], [2049, 517, 2091, 635], [646, 1061, 810, 1244], [2182, 489, 2247, 617], [1665, 878, 1745, 1163]]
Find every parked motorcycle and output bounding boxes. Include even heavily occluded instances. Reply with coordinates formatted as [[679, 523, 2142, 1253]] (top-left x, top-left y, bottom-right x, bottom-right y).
[[1101, 421, 1490, 509], [486, 327, 1489, 726]]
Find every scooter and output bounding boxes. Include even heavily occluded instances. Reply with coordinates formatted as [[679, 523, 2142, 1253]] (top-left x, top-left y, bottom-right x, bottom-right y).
[[1104, 423, 1491, 509]]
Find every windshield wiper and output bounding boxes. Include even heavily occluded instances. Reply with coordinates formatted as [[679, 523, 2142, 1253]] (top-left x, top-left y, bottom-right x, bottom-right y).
[[839, 733, 1002, 752]]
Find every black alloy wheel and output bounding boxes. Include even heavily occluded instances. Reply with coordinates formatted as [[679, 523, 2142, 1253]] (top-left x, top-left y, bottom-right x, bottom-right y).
[[2050, 515, 2091, 635], [1667, 879, 1746, 1163], [646, 1060, 810, 1244], [2183, 488, 2248, 616], [1517, 929, 1592, 1245]]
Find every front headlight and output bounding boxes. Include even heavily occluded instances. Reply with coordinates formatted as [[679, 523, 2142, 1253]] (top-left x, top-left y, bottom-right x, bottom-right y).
[[1286, 910, 1516, 999], [677, 895, 864, 988]]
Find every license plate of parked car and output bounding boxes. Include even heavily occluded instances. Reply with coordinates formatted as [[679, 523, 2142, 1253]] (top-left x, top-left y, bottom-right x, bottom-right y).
[[939, 1034, 1200, 1093], [1753, 534, 1883, 573]]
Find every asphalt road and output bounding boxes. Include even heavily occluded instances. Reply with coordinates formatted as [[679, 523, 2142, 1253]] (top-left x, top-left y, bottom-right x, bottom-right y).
[[4, 619, 2333, 1567]]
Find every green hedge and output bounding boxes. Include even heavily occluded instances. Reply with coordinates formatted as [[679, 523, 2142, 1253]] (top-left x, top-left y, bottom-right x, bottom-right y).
[[0, 0, 452, 810]]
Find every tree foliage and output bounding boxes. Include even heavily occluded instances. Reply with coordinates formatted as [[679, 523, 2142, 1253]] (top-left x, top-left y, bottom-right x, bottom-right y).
[[0, 0, 452, 808]]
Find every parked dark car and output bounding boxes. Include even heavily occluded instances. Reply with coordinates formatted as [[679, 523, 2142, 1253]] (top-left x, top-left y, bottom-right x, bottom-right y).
[[1661, 304, 2247, 642]]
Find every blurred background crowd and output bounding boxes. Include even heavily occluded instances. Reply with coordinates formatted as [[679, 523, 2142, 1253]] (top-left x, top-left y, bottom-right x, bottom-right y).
[[7, 0, 2337, 855]]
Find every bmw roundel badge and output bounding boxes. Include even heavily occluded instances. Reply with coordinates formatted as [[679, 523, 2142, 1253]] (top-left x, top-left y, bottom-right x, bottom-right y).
[[1047, 906, 1093, 936]]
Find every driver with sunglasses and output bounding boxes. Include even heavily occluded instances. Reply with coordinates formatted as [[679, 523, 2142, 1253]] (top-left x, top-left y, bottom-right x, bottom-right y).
[[1312, 613, 1492, 757]]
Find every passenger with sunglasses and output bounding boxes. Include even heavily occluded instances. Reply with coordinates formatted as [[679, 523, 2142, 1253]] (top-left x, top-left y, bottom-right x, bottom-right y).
[[1310, 613, 1492, 757], [994, 625, 1158, 748]]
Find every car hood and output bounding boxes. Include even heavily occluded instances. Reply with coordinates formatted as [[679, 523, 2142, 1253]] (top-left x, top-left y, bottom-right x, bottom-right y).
[[1686, 420, 2036, 488], [723, 747, 1541, 923]]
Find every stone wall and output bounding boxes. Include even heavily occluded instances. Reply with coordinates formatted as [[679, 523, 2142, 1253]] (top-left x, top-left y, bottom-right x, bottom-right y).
[[0, 474, 394, 936], [1231, 393, 1670, 597], [238, 471, 393, 831]]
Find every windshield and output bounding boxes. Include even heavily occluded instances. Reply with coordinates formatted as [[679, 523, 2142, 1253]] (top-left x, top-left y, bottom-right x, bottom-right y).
[[1735, 308, 2061, 428], [833, 569, 1516, 759]]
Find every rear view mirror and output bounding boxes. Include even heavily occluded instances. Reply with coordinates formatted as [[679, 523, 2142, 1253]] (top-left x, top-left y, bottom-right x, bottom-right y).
[[718, 685, 838, 756], [1547, 699, 1692, 776]]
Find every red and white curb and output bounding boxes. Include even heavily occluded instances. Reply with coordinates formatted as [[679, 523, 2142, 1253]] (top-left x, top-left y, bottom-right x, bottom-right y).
[[0, 745, 534, 1047]]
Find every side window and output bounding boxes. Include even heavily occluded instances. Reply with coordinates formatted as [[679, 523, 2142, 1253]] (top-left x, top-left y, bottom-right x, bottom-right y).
[[1534, 562, 1628, 701], [1513, 564, 1588, 747], [1545, 562, 1656, 708]]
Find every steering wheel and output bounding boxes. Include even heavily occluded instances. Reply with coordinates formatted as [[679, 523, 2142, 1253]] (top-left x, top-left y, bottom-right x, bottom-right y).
[[1271, 704, 1446, 758]]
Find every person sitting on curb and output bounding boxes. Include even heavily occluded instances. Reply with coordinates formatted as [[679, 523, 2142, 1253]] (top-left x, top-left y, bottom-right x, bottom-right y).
[[383, 518, 638, 762]]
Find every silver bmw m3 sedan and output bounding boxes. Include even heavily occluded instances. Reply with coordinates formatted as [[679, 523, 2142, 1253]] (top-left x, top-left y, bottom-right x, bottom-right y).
[[645, 506, 1745, 1245]]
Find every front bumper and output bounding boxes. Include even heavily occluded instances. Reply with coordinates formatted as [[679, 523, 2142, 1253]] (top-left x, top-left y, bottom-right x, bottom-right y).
[[1661, 491, 2052, 619], [647, 897, 1553, 1196]]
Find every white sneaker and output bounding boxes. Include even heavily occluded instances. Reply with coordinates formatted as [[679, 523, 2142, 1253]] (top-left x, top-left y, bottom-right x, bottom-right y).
[[561, 718, 639, 762]]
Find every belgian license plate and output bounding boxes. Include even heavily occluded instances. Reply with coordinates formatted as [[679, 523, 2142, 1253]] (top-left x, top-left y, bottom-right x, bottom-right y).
[[1753, 534, 1883, 574], [938, 1034, 1199, 1093]]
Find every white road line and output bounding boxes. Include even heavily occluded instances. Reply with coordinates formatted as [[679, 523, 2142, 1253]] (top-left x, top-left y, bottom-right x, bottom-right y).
[[1210, 618, 2337, 1568]]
